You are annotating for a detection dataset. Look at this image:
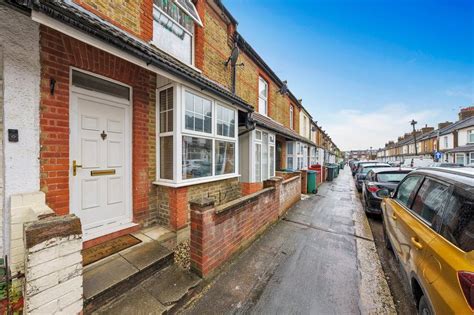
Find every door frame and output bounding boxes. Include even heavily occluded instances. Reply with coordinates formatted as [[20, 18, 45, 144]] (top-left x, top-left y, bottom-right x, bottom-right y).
[[69, 67, 133, 241]]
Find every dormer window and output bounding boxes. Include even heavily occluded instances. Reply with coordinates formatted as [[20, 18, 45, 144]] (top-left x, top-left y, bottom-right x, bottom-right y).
[[152, 0, 202, 65]]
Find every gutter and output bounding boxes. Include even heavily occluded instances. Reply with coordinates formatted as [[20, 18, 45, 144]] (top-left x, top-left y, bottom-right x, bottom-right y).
[[30, 1, 253, 113]]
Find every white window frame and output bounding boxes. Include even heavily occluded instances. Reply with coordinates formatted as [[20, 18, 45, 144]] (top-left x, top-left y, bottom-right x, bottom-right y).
[[152, 3, 197, 66], [469, 152, 474, 165], [251, 129, 275, 182], [289, 105, 294, 129], [455, 153, 465, 165], [468, 129, 474, 144], [258, 77, 268, 116], [155, 84, 239, 187]]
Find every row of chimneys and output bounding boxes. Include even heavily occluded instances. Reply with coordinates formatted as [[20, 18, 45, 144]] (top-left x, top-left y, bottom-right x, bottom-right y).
[[384, 106, 474, 148]]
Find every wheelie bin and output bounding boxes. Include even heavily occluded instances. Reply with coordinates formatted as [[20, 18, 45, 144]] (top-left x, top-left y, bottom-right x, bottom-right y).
[[307, 170, 317, 194]]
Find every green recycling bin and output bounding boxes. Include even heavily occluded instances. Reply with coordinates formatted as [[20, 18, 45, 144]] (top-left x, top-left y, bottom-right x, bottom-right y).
[[307, 170, 317, 194]]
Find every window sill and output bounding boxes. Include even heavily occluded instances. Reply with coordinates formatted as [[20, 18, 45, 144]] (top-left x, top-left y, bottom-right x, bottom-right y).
[[153, 174, 240, 188]]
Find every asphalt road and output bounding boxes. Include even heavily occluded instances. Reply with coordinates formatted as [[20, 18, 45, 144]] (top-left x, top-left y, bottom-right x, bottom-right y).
[[180, 169, 394, 314]]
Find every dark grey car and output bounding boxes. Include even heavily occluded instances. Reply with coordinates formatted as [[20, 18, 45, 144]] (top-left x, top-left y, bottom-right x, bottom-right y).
[[354, 163, 390, 192], [361, 167, 412, 214]]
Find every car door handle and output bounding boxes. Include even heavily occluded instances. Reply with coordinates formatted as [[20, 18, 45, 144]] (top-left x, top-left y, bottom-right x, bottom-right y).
[[391, 214, 397, 221], [411, 237, 423, 250]]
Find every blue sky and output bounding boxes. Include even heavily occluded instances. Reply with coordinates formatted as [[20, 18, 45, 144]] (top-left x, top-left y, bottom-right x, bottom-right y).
[[224, 0, 474, 150]]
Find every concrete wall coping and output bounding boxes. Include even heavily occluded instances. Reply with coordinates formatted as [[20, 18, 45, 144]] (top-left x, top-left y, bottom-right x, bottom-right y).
[[282, 175, 300, 185]]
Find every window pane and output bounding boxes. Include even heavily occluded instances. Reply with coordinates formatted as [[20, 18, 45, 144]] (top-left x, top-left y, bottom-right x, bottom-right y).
[[440, 187, 474, 252], [259, 98, 267, 115], [256, 130, 262, 140], [255, 144, 261, 182], [287, 142, 293, 154], [159, 87, 173, 132], [185, 110, 194, 130], [160, 112, 167, 133], [167, 110, 173, 131], [160, 136, 173, 180], [262, 133, 269, 180], [259, 78, 267, 99], [185, 92, 193, 111], [182, 136, 212, 179], [270, 146, 275, 177], [204, 116, 212, 133], [184, 91, 212, 134], [215, 141, 235, 175], [395, 176, 422, 207], [195, 113, 203, 131], [411, 179, 450, 224], [72, 70, 130, 100], [287, 157, 293, 169]]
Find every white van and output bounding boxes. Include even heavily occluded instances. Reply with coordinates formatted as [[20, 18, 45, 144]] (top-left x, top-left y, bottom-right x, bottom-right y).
[[402, 157, 434, 168]]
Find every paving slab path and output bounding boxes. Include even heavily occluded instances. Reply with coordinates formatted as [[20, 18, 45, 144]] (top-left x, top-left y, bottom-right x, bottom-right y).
[[180, 168, 396, 315]]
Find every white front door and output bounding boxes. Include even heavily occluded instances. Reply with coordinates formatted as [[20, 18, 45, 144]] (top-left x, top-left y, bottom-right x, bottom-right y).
[[70, 87, 132, 240]]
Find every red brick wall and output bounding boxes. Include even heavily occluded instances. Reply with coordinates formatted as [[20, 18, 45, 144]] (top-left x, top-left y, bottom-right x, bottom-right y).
[[39, 26, 157, 224], [73, 0, 153, 42], [190, 175, 300, 277], [240, 182, 263, 195]]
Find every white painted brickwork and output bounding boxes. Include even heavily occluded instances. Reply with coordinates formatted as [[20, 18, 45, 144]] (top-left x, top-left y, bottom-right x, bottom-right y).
[[24, 234, 83, 314], [0, 5, 41, 258], [9, 192, 53, 277]]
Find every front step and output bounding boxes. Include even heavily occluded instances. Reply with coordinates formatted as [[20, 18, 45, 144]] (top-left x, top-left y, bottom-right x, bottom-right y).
[[83, 240, 174, 313], [94, 265, 201, 314]]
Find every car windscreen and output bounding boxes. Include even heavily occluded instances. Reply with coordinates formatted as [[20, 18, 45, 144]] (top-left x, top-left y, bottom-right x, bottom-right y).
[[377, 172, 410, 182], [361, 165, 389, 174]]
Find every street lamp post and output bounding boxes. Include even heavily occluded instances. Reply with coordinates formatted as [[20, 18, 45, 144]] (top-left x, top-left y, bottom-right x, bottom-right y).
[[410, 119, 418, 156]]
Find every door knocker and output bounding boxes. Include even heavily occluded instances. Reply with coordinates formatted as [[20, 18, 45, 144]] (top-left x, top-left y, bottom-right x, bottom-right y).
[[100, 130, 107, 141]]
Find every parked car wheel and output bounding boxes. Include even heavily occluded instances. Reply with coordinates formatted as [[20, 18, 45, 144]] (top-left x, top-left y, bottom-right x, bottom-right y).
[[418, 295, 433, 315]]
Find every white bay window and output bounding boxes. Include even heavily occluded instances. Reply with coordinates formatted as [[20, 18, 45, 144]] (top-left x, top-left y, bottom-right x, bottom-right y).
[[157, 84, 238, 186]]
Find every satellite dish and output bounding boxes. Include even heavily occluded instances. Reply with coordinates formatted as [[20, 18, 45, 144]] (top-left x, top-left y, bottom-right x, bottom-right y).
[[225, 45, 240, 67]]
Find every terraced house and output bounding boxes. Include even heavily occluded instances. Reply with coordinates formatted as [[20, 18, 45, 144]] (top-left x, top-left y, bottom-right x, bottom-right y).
[[0, 0, 341, 313], [378, 106, 474, 165]]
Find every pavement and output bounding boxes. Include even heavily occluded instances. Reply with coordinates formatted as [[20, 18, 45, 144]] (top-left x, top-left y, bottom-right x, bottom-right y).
[[179, 168, 396, 314]]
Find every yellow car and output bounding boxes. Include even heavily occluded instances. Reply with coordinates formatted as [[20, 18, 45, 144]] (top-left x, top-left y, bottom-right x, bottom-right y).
[[381, 167, 474, 315]]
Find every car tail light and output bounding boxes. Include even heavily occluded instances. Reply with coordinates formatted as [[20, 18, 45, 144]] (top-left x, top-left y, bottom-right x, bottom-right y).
[[458, 271, 474, 310], [367, 184, 380, 193]]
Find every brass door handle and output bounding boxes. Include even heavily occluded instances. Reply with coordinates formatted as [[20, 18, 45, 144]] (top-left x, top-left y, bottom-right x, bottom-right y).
[[391, 214, 397, 221], [411, 237, 423, 250], [73, 160, 82, 176]]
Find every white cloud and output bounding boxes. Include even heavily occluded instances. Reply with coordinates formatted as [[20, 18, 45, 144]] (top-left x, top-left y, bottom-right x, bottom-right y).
[[323, 104, 440, 151]]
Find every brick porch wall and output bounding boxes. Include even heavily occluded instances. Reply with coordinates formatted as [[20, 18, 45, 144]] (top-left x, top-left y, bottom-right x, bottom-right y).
[[156, 177, 241, 231], [39, 26, 157, 226], [190, 174, 301, 278]]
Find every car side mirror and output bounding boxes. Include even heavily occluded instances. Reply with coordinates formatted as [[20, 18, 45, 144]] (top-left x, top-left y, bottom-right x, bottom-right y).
[[377, 189, 391, 198]]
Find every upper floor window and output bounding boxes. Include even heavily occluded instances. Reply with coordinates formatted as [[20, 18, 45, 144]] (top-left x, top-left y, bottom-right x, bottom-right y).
[[258, 77, 268, 116], [153, 0, 202, 65], [468, 130, 474, 144], [289, 106, 294, 129], [444, 136, 448, 148]]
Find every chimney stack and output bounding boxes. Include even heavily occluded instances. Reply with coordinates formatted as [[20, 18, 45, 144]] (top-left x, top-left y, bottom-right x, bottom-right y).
[[421, 125, 434, 134], [438, 121, 453, 130], [459, 106, 474, 120]]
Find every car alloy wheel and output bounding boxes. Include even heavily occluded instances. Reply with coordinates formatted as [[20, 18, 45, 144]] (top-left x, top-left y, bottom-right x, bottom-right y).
[[418, 295, 432, 315]]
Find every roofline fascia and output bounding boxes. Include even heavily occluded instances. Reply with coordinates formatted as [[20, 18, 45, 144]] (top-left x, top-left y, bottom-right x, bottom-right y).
[[33, 1, 253, 112]]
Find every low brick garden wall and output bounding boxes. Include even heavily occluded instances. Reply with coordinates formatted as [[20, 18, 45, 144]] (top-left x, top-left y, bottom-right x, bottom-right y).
[[189, 175, 301, 277]]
